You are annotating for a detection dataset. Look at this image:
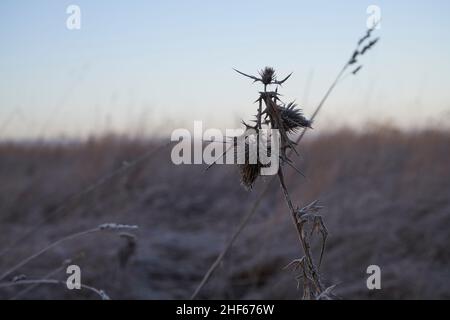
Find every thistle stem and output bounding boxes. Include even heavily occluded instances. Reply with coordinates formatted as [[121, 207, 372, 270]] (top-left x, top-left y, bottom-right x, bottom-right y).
[[277, 167, 324, 294]]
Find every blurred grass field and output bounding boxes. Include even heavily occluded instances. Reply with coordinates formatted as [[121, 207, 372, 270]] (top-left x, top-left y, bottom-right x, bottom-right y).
[[0, 126, 449, 299]]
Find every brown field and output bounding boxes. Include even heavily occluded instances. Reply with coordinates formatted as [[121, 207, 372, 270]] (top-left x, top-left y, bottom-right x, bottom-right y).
[[0, 126, 449, 299]]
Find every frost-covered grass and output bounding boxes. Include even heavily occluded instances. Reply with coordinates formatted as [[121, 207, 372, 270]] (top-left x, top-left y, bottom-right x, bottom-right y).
[[0, 127, 449, 299]]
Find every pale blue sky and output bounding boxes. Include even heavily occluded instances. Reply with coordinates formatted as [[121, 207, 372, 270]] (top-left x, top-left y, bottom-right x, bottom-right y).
[[1, 1, 450, 139]]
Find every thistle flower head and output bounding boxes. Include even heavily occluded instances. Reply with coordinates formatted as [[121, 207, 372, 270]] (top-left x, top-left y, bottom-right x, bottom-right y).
[[278, 102, 312, 133], [234, 67, 292, 86], [239, 163, 261, 190], [233, 131, 273, 190], [259, 67, 276, 85], [235, 136, 262, 190]]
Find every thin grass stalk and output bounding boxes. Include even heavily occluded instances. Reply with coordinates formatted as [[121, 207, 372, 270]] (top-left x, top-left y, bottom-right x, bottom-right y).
[[0, 223, 138, 282], [10, 260, 69, 300], [0, 142, 169, 259], [0, 279, 110, 300]]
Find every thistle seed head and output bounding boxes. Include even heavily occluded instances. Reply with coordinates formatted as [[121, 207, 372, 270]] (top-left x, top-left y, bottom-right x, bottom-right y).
[[278, 102, 312, 133], [239, 163, 261, 190], [259, 67, 276, 85], [234, 66, 292, 86], [234, 132, 273, 190]]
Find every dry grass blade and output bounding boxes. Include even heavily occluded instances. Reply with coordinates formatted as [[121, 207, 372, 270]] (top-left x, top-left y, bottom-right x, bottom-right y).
[[0, 223, 138, 282], [0, 142, 170, 259], [0, 279, 110, 300], [190, 180, 274, 299], [10, 258, 75, 300]]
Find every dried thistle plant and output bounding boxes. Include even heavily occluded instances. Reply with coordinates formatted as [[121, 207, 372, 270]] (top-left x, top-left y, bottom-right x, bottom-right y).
[[232, 66, 329, 297], [230, 25, 379, 299], [193, 24, 379, 300], [222, 67, 310, 190]]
